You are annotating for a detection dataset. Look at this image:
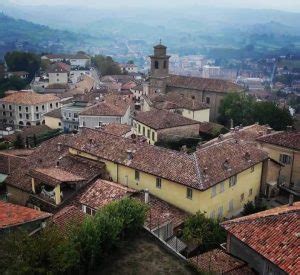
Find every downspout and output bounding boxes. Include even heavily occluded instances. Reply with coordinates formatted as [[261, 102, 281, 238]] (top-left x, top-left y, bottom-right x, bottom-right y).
[[290, 151, 295, 187]]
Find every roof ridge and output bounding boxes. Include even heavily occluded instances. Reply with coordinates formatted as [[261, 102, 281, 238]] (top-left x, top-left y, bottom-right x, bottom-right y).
[[192, 153, 203, 189]]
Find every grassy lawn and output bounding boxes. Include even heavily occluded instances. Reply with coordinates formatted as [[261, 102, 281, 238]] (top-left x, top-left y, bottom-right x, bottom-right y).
[[91, 231, 197, 275]]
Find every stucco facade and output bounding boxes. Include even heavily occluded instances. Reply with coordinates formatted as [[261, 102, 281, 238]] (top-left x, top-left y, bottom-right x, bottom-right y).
[[69, 148, 263, 217]]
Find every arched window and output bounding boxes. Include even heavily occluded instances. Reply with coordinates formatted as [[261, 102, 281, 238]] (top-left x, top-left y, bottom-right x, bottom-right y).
[[26, 122, 31, 126], [19, 121, 24, 126], [155, 61, 159, 69]]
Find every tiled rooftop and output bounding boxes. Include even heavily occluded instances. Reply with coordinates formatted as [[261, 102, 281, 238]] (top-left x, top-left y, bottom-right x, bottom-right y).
[[79, 179, 137, 209], [134, 109, 199, 130], [0, 200, 51, 229], [148, 92, 209, 111], [44, 108, 62, 119], [189, 249, 252, 274], [257, 130, 300, 150], [221, 202, 300, 275], [167, 74, 242, 93], [102, 123, 131, 137], [0, 91, 59, 105], [68, 128, 267, 190]]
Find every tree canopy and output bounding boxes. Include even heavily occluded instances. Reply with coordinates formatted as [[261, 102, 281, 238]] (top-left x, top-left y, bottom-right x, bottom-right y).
[[0, 76, 27, 98], [218, 92, 294, 130], [5, 51, 41, 80], [92, 55, 122, 76]]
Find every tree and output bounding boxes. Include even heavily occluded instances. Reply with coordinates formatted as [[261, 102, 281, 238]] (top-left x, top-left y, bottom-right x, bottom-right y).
[[242, 201, 267, 216], [91, 55, 122, 76], [0, 227, 79, 274], [183, 211, 226, 252], [5, 51, 41, 80], [218, 93, 294, 130], [14, 133, 24, 149], [0, 77, 27, 98], [218, 92, 255, 127]]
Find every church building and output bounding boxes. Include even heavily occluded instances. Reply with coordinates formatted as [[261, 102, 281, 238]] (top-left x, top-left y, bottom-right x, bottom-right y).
[[147, 43, 243, 121]]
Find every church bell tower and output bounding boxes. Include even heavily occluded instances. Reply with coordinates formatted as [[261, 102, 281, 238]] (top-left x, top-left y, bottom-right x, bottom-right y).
[[149, 42, 170, 94]]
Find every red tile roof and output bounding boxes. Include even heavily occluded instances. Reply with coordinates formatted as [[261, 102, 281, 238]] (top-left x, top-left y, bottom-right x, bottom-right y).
[[0, 91, 59, 105], [134, 109, 199, 130], [167, 74, 242, 93], [47, 62, 71, 73], [0, 152, 25, 175], [67, 128, 267, 191], [79, 179, 137, 209], [221, 202, 300, 275], [0, 201, 51, 229], [52, 205, 85, 234], [102, 123, 131, 137], [189, 249, 252, 274], [133, 191, 189, 230], [257, 131, 300, 150]]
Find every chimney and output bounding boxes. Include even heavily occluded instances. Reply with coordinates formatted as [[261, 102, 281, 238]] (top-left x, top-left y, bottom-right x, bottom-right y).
[[289, 194, 294, 206], [244, 151, 251, 161], [57, 142, 62, 152], [144, 189, 149, 204], [203, 167, 208, 178], [126, 149, 133, 160], [223, 158, 230, 171], [267, 127, 272, 134]]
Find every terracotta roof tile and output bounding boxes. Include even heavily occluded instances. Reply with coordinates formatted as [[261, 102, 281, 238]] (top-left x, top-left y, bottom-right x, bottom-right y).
[[44, 108, 62, 119], [0, 91, 59, 105], [0, 200, 51, 229], [167, 74, 242, 93], [134, 109, 199, 130], [79, 179, 137, 209], [221, 202, 300, 275], [257, 131, 300, 150], [189, 249, 252, 274], [102, 123, 131, 137]]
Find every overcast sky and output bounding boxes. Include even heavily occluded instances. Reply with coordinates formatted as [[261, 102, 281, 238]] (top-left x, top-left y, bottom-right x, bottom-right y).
[[9, 0, 300, 12]]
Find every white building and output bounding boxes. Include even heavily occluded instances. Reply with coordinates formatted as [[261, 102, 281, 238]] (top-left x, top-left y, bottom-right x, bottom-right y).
[[0, 91, 60, 127], [202, 65, 221, 79], [42, 54, 91, 68], [47, 62, 70, 85]]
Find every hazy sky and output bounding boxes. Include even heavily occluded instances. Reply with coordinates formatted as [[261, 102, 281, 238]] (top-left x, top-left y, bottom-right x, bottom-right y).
[[9, 0, 300, 12]]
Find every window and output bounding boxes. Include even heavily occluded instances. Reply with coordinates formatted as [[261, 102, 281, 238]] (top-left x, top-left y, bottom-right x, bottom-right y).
[[74, 113, 78, 118], [147, 129, 150, 138], [9, 105, 12, 110], [187, 188, 193, 199], [26, 114, 29, 119], [58, 122, 61, 126], [142, 127, 145, 136], [211, 185, 217, 198], [248, 188, 253, 197], [36, 106, 39, 112], [240, 193, 245, 202], [229, 175, 237, 187], [36, 114, 39, 119], [19, 114, 22, 119], [42, 105, 45, 111], [135, 170, 140, 181], [206, 97, 210, 104], [155, 61, 159, 69], [69, 113, 72, 117], [85, 206, 96, 216], [2, 104, 5, 109], [2, 111, 6, 116], [220, 182, 225, 193], [82, 121, 86, 127], [56, 102, 59, 107], [50, 103, 53, 109], [9, 112, 12, 117], [152, 131, 155, 141], [156, 177, 162, 189], [56, 73, 59, 76], [19, 106, 21, 111], [229, 200, 234, 212], [138, 124, 141, 133], [279, 154, 292, 165], [25, 107, 28, 112], [217, 206, 223, 219], [250, 166, 255, 172]]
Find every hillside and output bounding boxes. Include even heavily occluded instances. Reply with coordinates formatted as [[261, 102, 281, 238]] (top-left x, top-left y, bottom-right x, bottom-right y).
[[0, 13, 98, 59]]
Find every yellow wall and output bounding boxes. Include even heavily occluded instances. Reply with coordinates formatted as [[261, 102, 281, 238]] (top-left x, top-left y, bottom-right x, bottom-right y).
[[69, 148, 263, 218], [133, 120, 157, 144], [182, 108, 210, 122], [258, 143, 300, 185], [44, 115, 62, 129]]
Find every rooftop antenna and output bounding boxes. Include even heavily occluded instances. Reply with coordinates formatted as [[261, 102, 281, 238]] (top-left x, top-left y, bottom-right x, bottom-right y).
[[159, 39, 162, 45]]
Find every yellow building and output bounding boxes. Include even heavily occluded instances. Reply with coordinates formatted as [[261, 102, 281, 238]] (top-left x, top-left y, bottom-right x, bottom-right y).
[[141, 92, 210, 122], [68, 128, 268, 218], [44, 108, 63, 129], [133, 109, 200, 145], [257, 130, 300, 192]]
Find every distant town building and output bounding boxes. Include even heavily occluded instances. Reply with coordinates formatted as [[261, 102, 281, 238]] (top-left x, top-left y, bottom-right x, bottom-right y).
[[0, 91, 60, 127], [202, 65, 221, 78], [47, 62, 71, 85], [41, 53, 91, 68], [6, 71, 29, 80], [119, 63, 138, 74]]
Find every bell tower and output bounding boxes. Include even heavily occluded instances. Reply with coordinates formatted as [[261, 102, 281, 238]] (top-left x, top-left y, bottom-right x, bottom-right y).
[[149, 42, 170, 94]]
